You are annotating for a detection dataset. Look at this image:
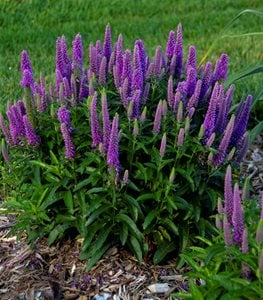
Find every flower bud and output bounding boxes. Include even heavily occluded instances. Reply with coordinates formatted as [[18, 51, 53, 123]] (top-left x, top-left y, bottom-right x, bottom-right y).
[[184, 116, 190, 134], [160, 133, 167, 158], [169, 167, 175, 184], [133, 119, 139, 137], [127, 101, 134, 121], [162, 100, 168, 117], [198, 124, 204, 139], [122, 170, 129, 185], [140, 106, 147, 123], [176, 101, 183, 123], [206, 132, 216, 147], [177, 128, 184, 146], [226, 147, 235, 161], [256, 219, 263, 244], [1, 139, 10, 164]]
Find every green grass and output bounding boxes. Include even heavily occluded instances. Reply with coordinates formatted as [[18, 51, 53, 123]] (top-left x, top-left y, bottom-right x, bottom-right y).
[[0, 0, 262, 115]]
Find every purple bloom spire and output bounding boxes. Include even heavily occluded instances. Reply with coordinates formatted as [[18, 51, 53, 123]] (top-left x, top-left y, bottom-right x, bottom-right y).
[[231, 95, 252, 148], [20, 50, 34, 88], [177, 128, 185, 146], [223, 215, 233, 247], [203, 82, 219, 139], [101, 91, 111, 152], [23, 115, 40, 146], [135, 39, 147, 77], [122, 49, 132, 84], [211, 114, 235, 167], [174, 23, 183, 78], [115, 34, 123, 83], [166, 31, 176, 62], [160, 133, 167, 158], [21, 69, 34, 88], [200, 61, 213, 99], [241, 228, 249, 254], [72, 34, 83, 76], [153, 46, 162, 77], [120, 77, 130, 107], [185, 45, 196, 72], [56, 36, 71, 84], [218, 53, 228, 81], [153, 100, 163, 133], [0, 115, 14, 147], [185, 66, 196, 97], [131, 66, 143, 93], [232, 183, 244, 244], [131, 90, 141, 120], [63, 77, 71, 99], [79, 75, 89, 100], [224, 165, 233, 225], [186, 79, 202, 111], [167, 76, 174, 107], [89, 44, 99, 76], [90, 92, 102, 147], [99, 56, 107, 86], [235, 133, 249, 164], [60, 122, 76, 159], [103, 24, 112, 63], [6, 110, 21, 145], [57, 106, 73, 132], [107, 113, 120, 179], [173, 91, 181, 113]]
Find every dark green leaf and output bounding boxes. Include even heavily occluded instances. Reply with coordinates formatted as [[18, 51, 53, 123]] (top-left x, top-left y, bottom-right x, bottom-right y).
[[116, 213, 143, 242], [120, 223, 128, 246], [129, 235, 143, 262], [86, 242, 111, 270], [153, 241, 177, 264], [63, 190, 74, 214], [143, 210, 159, 230]]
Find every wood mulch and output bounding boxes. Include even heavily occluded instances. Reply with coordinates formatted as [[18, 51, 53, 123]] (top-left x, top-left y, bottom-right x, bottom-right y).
[[0, 135, 262, 300]]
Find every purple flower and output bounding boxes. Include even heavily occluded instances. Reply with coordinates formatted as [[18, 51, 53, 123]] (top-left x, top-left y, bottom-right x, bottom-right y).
[[186, 79, 202, 111], [6, 110, 21, 145], [60, 122, 76, 159], [142, 82, 150, 104], [107, 113, 120, 178], [177, 128, 185, 146], [17, 100, 27, 116], [0, 115, 14, 147], [166, 31, 176, 61], [153, 46, 162, 77], [120, 77, 130, 107], [108, 48, 116, 74], [115, 34, 123, 83], [185, 45, 196, 72], [101, 91, 111, 152], [231, 95, 252, 148], [200, 61, 213, 100], [213, 53, 228, 83], [132, 90, 141, 120], [174, 23, 183, 78], [167, 76, 174, 108], [235, 133, 249, 164], [153, 100, 163, 133], [23, 115, 40, 146], [56, 68, 63, 93], [90, 92, 102, 147], [160, 133, 167, 158], [57, 106, 72, 130], [103, 24, 112, 63], [146, 62, 154, 79], [89, 44, 99, 76], [232, 183, 244, 244], [1, 140, 10, 164], [72, 34, 83, 76], [131, 66, 143, 93], [173, 91, 181, 114], [224, 165, 233, 226], [63, 77, 71, 99], [79, 75, 89, 100], [122, 49, 132, 84], [135, 39, 146, 76], [99, 56, 107, 86], [223, 215, 233, 247], [185, 66, 196, 97], [211, 114, 235, 167], [20, 50, 33, 75], [21, 69, 34, 88], [203, 82, 219, 139], [56, 36, 71, 83]]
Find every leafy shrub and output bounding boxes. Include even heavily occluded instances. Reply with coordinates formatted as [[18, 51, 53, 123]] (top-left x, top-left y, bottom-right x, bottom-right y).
[[0, 24, 253, 268], [173, 173, 263, 300]]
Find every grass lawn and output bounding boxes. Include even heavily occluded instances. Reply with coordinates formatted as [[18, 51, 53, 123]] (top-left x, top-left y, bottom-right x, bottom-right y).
[[0, 0, 262, 112]]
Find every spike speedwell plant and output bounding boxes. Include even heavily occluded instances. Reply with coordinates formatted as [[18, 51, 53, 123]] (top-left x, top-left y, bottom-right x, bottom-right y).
[[0, 24, 253, 268]]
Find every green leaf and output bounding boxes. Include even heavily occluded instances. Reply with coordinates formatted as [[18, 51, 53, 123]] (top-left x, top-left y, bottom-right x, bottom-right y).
[[176, 168, 195, 192], [81, 222, 103, 253], [153, 241, 177, 264], [134, 162, 148, 183], [143, 210, 159, 230], [48, 224, 68, 245], [189, 280, 204, 300], [127, 179, 140, 192], [116, 213, 143, 242], [92, 224, 113, 254], [136, 193, 154, 202], [119, 223, 128, 246], [87, 187, 105, 194], [161, 218, 179, 235], [85, 204, 112, 226], [129, 235, 143, 262], [63, 190, 74, 214], [74, 177, 93, 192], [226, 65, 263, 86], [29, 160, 60, 176], [39, 185, 60, 210], [249, 121, 263, 146], [86, 242, 111, 270], [50, 150, 59, 165]]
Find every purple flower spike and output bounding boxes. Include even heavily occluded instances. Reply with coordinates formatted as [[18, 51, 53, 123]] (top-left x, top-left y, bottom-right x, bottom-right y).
[[173, 92, 181, 113], [235, 133, 249, 164], [142, 82, 150, 104], [224, 165, 233, 225], [116, 34, 123, 82], [60, 122, 76, 159], [203, 82, 219, 139], [0, 115, 14, 147], [103, 24, 112, 63], [122, 49, 132, 84], [89, 44, 98, 76], [241, 228, 249, 254], [21, 69, 34, 88], [63, 77, 71, 99], [58, 106, 72, 132], [90, 92, 102, 147], [166, 31, 176, 62], [135, 40, 146, 76], [153, 100, 163, 133], [99, 56, 107, 86], [20, 50, 33, 75], [185, 66, 196, 97], [120, 77, 130, 107], [23, 115, 40, 146], [72, 34, 83, 76], [223, 215, 233, 247], [200, 61, 213, 100], [56, 36, 71, 83], [231, 95, 252, 148], [212, 114, 235, 167], [174, 23, 183, 78], [186, 45, 196, 72], [107, 113, 120, 179], [101, 91, 111, 152], [167, 76, 174, 107], [160, 133, 167, 158], [187, 79, 202, 111], [232, 183, 244, 244], [219, 53, 228, 81], [153, 46, 162, 77], [79, 75, 89, 100], [131, 66, 143, 93], [177, 128, 185, 146], [132, 90, 141, 120]]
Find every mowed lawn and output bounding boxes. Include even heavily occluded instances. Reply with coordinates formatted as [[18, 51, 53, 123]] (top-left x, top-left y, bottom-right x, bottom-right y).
[[0, 0, 262, 111]]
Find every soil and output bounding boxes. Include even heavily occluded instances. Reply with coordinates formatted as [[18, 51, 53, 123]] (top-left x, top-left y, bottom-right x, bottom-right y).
[[0, 136, 262, 300]]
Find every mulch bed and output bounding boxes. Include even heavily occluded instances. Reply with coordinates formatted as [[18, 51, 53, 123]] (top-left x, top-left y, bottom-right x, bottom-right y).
[[0, 135, 262, 300]]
